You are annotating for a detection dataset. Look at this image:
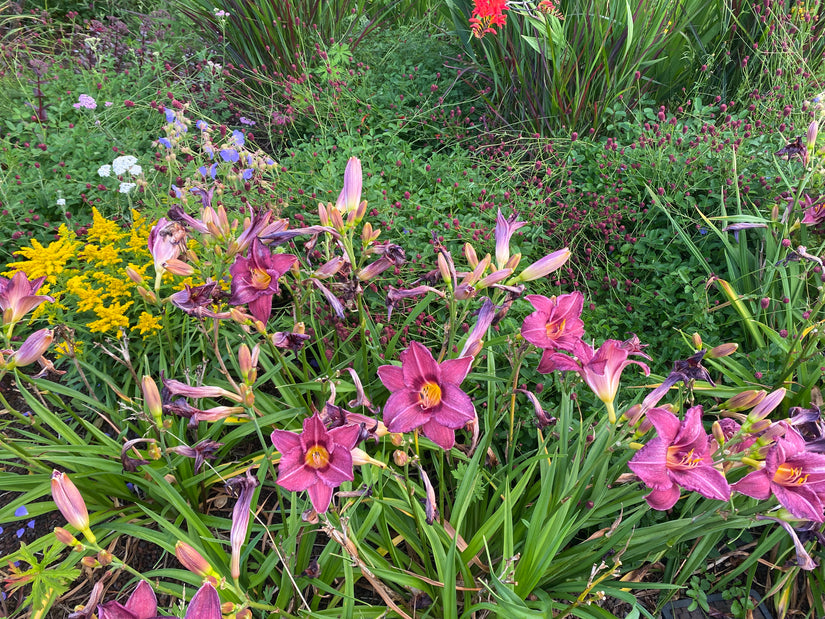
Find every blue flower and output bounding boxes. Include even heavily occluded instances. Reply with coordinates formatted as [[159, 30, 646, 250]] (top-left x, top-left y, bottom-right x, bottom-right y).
[[242, 168, 253, 180], [27, 519, 34, 529], [15, 528, 24, 538], [196, 120, 210, 131], [14, 505, 28, 517], [220, 148, 239, 163], [232, 130, 245, 147], [159, 137, 172, 149], [165, 109, 176, 123]]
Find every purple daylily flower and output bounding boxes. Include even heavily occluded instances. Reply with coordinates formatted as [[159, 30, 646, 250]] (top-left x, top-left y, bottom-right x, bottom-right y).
[[229, 239, 297, 324], [97, 580, 176, 619], [0, 272, 54, 325], [377, 341, 475, 450], [271, 412, 361, 514], [494, 209, 528, 270], [628, 406, 731, 510], [732, 426, 825, 522], [520, 291, 585, 356]]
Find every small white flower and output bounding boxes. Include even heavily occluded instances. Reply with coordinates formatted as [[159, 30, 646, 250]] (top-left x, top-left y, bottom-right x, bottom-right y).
[[119, 182, 136, 194], [56, 198, 66, 206], [128, 164, 143, 176], [112, 155, 138, 176], [98, 164, 112, 177]]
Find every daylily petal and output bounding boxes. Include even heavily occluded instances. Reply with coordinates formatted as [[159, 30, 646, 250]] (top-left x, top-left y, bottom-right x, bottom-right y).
[[328, 424, 362, 451], [317, 448, 354, 486], [307, 481, 334, 513], [276, 451, 316, 492], [125, 581, 158, 619], [421, 419, 457, 450], [732, 470, 773, 500], [669, 466, 730, 501], [628, 438, 671, 489], [439, 356, 473, 385], [377, 364, 405, 392], [644, 484, 681, 510], [384, 390, 429, 433], [401, 341, 439, 388], [270, 429, 302, 454], [184, 582, 222, 619], [645, 407, 682, 444], [432, 383, 475, 428], [301, 414, 329, 452], [772, 484, 825, 522]]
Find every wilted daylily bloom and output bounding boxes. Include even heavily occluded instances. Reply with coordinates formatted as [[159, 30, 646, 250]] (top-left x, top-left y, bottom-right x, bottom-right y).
[[628, 406, 731, 510], [5, 328, 53, 369], [227, 471, 259, 580], [271, 412, 361, 513], [166, 439, 223, 474], [541, 337, 650, 423], [641, 350, 714, 412], [520, 292, 584, 357], [459, 297, 496, 358], [377, 341, 475, 449], [229, 238, 297, 324], [147, 218, 187, 278], [0, 271, 53, 326], [732, 426, 825, 521]]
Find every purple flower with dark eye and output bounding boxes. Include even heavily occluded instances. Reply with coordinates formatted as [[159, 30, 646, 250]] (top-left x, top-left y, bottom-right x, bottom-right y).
[[629, 406, 731, 510], [229, 238, 297, 324], [377, 341, 475, 450], [271, 412, 361, 513], [219, 148, 239, 163]]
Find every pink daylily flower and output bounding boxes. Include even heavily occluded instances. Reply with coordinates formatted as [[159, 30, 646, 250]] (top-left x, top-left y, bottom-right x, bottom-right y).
[[732, 426, 825, 522], [628, 406, 731, 510], [229, 238, 297, 324], [0, 272, 54, 325], [520, 292, 584, 355], [94, 580, 221, 619], [271, 412, 362, 513], [539, 337, 650, 422], [377, 341, 475, 450]]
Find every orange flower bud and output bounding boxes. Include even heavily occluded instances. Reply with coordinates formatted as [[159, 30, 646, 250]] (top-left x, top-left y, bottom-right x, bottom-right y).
[[141, 375, 163, 428], [176, 541, 220, 584], [706, 343, 738, 358], [54, 526, 80, 547], [393, 450, 409, 466]]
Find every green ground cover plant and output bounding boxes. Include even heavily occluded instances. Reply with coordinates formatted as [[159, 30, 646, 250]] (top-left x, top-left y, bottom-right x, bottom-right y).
[[0, 0, 822, 617]]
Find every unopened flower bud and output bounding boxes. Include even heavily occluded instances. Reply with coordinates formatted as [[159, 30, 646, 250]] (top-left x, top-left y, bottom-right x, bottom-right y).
[[747, 387, 786, 423], [237, 609, 253, 619], [691, 333, 702, 349], [353, 199, 367, 225], [125, 266, 144, 284], [136, 286, 157, 305], [504, 253, 521, 270], [464, 243, 479, 268], [8, 329, 53, 368], [238, 344, 259, 385], [163, 258, 195, 276], [515, 247, 570, 282], [81, 556, 99, 568], [97, 550, 113, 566], [51, 470, 95, 543], [393, 450, 409, 466], [711, 421, 726, 447], [437, 253, 452, 288], [221, 602, 236, 614], [142, 375, 163, 428], [351, 448, 386, 468], [318, 203, 330, 227], [54, 526, 80, 547], [176, 541, 220, 583], [390, 433, 404, 447], [724, 390, 766, 412], [329, 207, 345, 232], [760, 297, 771, 310], [706, 343, 737, 358]]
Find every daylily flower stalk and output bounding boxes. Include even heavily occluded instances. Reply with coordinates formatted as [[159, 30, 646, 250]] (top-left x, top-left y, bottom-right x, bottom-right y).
[[628, 406, 731, 510], [377, 341, 475, 449]]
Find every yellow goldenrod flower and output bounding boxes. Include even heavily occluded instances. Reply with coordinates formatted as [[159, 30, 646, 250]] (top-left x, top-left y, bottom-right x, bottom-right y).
[[133, 312, 162, 338], [88, 300, 133, 334], [4, 225, 80, 284], [87, 207, 126, 245], [81, 244, 122, 269]]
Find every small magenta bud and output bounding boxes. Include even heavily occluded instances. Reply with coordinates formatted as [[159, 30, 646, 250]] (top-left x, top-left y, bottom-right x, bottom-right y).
[[760, 297, 771, 309]]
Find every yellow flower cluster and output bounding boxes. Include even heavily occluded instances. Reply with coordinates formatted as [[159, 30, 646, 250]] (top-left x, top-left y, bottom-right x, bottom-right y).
[[2, 208, 162, 340]]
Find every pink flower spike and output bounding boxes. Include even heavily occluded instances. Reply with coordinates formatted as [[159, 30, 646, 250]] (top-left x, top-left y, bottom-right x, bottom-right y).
[[378, 341, 475, 449], [0, 272, 54, 325], [494, 209, 528, 269], [628, 406, 731, 510], [520, 292, 584, 354], [271, 412, 361, 513], [732, 427, 825, 521]]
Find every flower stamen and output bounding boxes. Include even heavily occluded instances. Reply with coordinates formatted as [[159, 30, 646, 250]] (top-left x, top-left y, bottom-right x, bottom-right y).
[[419, 382, 442, 409], [304, 445, 330, 469]]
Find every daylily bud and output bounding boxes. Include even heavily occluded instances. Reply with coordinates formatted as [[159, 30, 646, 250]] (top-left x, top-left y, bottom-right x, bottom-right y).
[[391, 433, 404, 447], [97, 549, 113, 566], [353, 199, 367, 225], [81, 556, 99, 568], [238, 344, 259, 385], [747, 388, 786, 423], [706, 343, 738, 358], [357, 257, 392, 281], [7, 329, 53, 368], [760, 297, 771, 310], [464, 243, 479, 268], [175, 541, 220, 583], [515, 247, 570, 282], [142, 375, 163, 428], [504, 253, 521, 270], [54, 526, 81, 547], [318, 203, 330, 226], [163, 258, 195, 276], [691, 332, 702, 349], [237, 609, 253, 619], [136, 286, 158, 305], [393, 450, 409, 466], [723, 390, 766, 412], [51, 470, 95, 543], [437, 253, 452, 288], [222, 603, 236, 614], [711, 421, 726, 447], [361, 222, 378, 245], [476, 268, 512, 289], [125, 266, 144, 284], [351, 448, 386, 468], [329, 207, 345, 232]]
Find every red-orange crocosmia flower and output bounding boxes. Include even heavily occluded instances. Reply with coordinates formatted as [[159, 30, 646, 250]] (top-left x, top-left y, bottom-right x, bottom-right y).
[[469, 0, 508, 38]]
